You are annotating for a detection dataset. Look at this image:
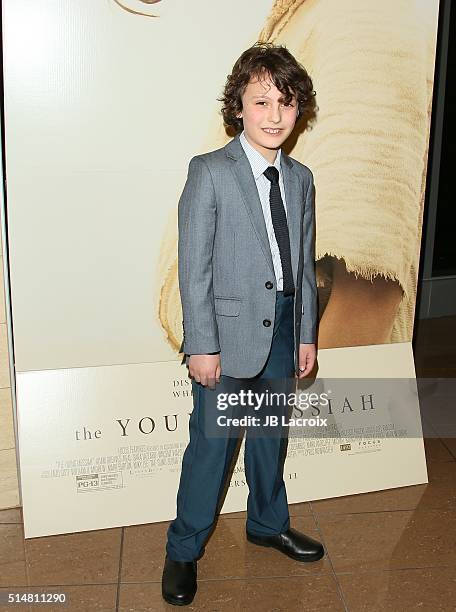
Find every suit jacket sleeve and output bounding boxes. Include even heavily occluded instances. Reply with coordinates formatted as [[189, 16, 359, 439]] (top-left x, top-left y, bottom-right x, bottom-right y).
[[300, 171, 318, 344], [178, 155, 220, 355]]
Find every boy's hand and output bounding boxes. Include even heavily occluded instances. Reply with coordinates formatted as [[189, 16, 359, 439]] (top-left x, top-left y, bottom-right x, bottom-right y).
[[188, 354, 221, 388], [296, 343, 316, 378]]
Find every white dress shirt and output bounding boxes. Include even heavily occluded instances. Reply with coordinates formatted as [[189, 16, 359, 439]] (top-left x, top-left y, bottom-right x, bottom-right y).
[[239, 130, 288, 291]]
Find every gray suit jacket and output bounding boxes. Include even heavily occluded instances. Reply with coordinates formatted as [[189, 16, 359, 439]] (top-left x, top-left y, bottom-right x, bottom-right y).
[[178, 133, 317, 379]]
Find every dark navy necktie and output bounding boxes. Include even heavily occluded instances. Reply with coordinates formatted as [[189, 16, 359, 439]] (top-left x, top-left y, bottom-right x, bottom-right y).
[[263, 166, 295, 296]]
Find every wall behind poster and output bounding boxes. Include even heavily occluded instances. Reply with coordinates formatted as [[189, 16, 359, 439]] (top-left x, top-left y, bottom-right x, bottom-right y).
[[2, 0, 438, 537]]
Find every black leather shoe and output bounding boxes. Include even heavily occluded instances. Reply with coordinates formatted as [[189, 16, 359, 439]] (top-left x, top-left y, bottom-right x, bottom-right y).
[[246, 527, 324, 562], [161, 555, 197, 606]]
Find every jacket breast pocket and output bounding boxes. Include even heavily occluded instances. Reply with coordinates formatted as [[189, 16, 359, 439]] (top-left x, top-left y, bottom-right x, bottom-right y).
[[214, 296, 241, 317]]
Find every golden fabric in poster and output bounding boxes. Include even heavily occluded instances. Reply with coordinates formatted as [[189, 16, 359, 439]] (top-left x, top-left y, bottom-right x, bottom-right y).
[[157, 0, 438, 353]]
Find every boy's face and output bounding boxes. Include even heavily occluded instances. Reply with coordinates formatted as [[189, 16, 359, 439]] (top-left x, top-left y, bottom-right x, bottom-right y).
[[236, 73, 298, 163]]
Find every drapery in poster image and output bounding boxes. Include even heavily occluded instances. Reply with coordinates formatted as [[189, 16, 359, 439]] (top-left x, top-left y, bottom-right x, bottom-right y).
[[151, 0, 438, 353]]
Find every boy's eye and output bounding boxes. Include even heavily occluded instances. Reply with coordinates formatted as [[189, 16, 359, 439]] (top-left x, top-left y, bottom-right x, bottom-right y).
[[254, 101, 295, 107]]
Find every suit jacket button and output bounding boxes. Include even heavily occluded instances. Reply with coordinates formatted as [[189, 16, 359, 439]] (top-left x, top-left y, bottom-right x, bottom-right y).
[[263, 319, 271, 327], [265, 281, 274, 289]]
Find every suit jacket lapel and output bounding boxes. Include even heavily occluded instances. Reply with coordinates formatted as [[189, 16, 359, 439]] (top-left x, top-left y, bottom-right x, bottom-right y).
[[226, 136, 275, 276], [281, 155, 301, 286]]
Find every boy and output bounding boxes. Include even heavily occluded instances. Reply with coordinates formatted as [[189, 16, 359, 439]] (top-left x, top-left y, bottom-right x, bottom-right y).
[[162, 42, 323, 606]]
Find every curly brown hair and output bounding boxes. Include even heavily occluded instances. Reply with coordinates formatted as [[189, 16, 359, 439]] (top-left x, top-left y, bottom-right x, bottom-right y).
[[219, 42, 316, 134]]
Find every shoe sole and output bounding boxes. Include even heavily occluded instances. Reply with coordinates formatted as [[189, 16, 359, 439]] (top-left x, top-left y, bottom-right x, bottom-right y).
[[246, 532, 325, 562], [162, 591, 196, 606]]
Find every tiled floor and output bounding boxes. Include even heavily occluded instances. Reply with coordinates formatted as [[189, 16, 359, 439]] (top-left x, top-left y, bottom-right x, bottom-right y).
[[0, 316, 455, 611]]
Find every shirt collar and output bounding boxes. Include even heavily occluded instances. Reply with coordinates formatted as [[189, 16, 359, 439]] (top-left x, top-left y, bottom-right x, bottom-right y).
[[239, 130, 282, 180]]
